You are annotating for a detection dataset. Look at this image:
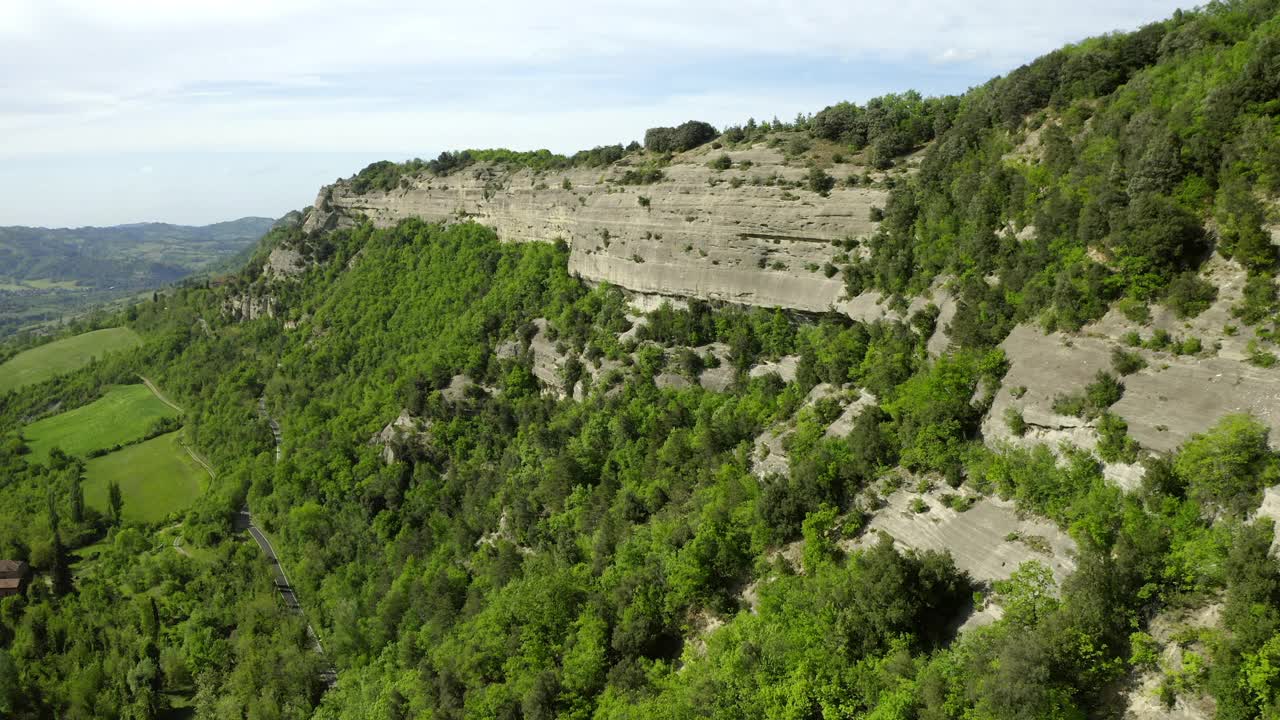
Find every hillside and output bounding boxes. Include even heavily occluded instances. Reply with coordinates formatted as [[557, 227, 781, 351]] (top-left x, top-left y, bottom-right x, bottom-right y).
[[2, 2, 1280, 719], [0, 217, 275, 336]]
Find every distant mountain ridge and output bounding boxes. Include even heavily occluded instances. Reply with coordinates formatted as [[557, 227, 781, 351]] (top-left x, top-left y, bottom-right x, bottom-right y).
[[0, 216, 275, 336]]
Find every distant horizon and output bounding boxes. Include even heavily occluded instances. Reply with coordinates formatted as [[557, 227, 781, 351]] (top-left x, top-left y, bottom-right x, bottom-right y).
[[0, 0, 1191, 226]]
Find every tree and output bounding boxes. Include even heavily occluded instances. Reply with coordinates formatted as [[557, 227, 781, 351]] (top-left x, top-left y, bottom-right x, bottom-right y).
[[1174, 414, 1278, 516], [109, 481, 124, 524], [801, 503, 840, 572], [643, 121, 717, 153], [68, 472, 85, 525], [0, 650, 17, 717], [995, 561, 1060, 629]]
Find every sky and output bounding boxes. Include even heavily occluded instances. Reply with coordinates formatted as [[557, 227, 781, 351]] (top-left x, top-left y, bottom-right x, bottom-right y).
[[0, 0, 1191, 227]]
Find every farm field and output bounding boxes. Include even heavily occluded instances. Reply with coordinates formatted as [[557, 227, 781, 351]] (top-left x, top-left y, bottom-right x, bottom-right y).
[[23, 383, 178, 460], [83, 431, 207, 523], [0, 326, 141, 392]]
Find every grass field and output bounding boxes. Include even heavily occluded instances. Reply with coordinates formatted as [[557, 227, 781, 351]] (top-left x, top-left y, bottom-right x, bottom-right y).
[[84, 431, 207, 524], [23, 384, 178, 461], [0, 327, 142, 392]]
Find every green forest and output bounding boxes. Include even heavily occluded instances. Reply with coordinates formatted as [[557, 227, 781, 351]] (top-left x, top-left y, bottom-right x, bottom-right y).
[[2, 1, 1280, 719]]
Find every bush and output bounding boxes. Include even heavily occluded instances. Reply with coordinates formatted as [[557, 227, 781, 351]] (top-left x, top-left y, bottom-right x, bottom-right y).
[[1096, 412, 1138, 463], [708, 154, 732, 171], [1175, 414, 1279, 515], [807, 167, 836, 195], [1247, 340, 1278, 368], [1053, 371, 1124, 419], [869, 207, 885, 222], [786, 136, 812, 157], [1233, 272, 1279, 325], [644, 120, 717, 153], [618, 166, 665, 185], [1005, 407, 1028, 437], [1111, 347, 1147, 375], [1163, 272, 1218, 318], [1117, 297, 1151, 324]]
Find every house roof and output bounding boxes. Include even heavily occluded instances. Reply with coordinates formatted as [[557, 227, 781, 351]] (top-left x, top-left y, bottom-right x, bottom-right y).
[[0, 578, 22, 591], [0, 560, 29, 578]]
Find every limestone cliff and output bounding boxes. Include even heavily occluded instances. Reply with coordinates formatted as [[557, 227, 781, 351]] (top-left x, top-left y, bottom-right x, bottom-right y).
[[302, 144, 896, 313]]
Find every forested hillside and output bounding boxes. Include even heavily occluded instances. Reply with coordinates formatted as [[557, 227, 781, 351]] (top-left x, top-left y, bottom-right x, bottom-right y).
[[2, 2, 1280, 719]]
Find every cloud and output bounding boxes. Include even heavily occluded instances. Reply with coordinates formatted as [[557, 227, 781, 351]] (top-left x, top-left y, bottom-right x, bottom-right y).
[[0, 0, 1192, 223], [932, 48, 985, 65]]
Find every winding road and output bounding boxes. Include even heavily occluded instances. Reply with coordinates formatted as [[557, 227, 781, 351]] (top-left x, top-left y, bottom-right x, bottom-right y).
[[141, 376, 336, 687]]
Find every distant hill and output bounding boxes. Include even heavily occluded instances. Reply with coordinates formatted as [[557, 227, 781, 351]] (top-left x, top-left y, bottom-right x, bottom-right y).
[[0, 216, 275, 336]]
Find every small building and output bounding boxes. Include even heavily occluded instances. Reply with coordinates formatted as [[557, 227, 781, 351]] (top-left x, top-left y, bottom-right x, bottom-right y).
[[0, 560, 30, 598]]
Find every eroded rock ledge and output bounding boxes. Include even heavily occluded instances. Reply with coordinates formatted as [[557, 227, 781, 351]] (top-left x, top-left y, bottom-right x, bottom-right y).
[[302, 144, 892, 314]]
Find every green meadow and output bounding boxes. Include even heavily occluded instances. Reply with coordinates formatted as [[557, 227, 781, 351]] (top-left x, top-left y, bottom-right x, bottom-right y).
[[23, 383, 178, 461], [0, 327, 141, 392], [83, 431, 208, 524]]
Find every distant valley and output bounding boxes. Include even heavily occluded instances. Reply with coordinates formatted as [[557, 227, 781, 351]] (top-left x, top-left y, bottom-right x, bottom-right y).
[[0, 217, 275, 336]]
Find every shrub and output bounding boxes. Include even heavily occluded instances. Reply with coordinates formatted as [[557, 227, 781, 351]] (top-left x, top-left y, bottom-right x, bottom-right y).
[[1117, 297, 1151, 324], [1096, 412, 1138, 463], [618, 166, 665, 185], [869, 207, 885, 222], [1054, 371, 1124, 419], [1233, 272, 1279, 325], [1247, 340, 1278, 368], [644, 120, 718, 153], [1111, 347, 1147, 375], [786, 136, 812, 156], [1004, 407, 1028, 436], [807, 167, 836, 195], [1163, 272, 1218, 318], [708, 154, 732, 171]]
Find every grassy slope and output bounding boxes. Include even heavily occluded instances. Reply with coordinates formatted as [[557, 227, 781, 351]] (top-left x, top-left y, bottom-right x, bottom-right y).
[[23, 384, 178, 460], [83, 431, 207, 523], [0, 327, 141, 392]]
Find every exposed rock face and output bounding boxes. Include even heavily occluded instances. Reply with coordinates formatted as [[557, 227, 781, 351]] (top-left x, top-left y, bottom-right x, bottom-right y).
[[302, 145, 888, 313], [223, 293, 277, 321], [370, 410, 431, 465], [986, 323, 1280, 455], [847, 485, 1077, 586], [265, 246, 307, 279]]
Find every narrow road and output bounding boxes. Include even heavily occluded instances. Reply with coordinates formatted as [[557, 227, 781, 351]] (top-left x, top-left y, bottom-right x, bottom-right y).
[[257, 396, 283, 462], [236, 508, 337, 686], [141, 375, 334, 687]]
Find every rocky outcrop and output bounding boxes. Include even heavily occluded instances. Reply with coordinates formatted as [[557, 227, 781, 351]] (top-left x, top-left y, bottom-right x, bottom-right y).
[[265, 246, 307, 279], [369, 410, 431, 465], [986, 324, 1280, 456], [302, 144, 889, 314], [223, 293, 277, 321]]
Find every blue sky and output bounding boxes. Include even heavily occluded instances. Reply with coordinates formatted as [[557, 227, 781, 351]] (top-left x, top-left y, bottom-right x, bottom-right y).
[[0, 0, 1190, 227]]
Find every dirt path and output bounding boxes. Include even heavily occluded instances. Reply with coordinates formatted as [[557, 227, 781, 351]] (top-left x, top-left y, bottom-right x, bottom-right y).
[[137, 375, 217, 481], [137, 375, 182, 413]]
